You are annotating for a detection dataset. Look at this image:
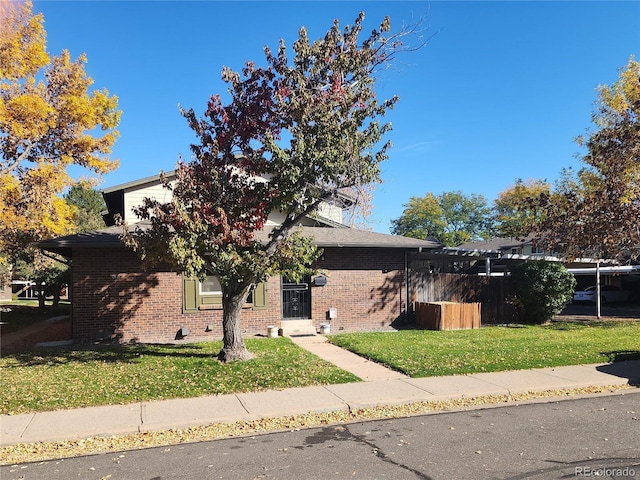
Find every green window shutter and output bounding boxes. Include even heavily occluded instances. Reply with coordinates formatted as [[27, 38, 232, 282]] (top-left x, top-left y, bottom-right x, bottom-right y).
[[200, 293, 223, 305], [253, 282, 268, 310], [183, 277, 198, 312]]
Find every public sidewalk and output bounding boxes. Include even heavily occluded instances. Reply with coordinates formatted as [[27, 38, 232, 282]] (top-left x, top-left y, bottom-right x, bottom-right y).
[[1, 335, 638, 447]]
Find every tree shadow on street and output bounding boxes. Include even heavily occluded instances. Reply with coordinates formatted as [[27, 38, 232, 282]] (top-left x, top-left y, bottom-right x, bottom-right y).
[[596, 352, 640, 386]]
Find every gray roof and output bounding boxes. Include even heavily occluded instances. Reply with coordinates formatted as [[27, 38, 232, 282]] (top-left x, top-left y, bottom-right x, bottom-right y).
[[102, 171, 175, 194], [36, 224, 441, 257], [35, 226, 125, 256], [288, 227, 441, 249], [457, 237, 529, 252]]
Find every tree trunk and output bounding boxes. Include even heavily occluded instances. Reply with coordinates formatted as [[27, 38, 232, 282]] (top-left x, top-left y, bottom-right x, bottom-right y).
[[52, 285, 61, 309], [37, 284, 46, 309], [218, 287, 255, 362]]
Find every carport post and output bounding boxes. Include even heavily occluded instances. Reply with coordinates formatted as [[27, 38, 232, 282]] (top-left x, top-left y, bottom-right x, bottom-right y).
[[596, 260, 601, 319]]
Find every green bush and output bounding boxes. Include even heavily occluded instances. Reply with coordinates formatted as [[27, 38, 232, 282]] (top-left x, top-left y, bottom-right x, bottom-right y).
[[510, 261, 576, 324]]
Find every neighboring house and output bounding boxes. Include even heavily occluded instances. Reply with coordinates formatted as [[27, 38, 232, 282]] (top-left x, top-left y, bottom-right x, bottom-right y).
[[37, 172, 441, 345], [457, 237, 552, 259], [0, 274, 11, 302]]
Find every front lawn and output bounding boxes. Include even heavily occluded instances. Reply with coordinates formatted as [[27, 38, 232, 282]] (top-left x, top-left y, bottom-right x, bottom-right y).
[[328, 321, 640, 378], [3, 321, 639, 416], [0, 338, 360, 415]]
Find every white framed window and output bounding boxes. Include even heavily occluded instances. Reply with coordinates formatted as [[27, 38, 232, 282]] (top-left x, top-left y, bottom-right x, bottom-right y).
[[199, 276, 222, 296]]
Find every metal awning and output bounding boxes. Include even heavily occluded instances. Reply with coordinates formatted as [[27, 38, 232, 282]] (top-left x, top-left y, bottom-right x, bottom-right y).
[[567, 265, 640, 275]]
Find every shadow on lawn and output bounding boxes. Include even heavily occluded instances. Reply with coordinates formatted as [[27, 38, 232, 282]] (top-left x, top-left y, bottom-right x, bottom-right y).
[[2, 342, 220, 367], [548, 320, 636, 331], [600, 350, 640, 363]]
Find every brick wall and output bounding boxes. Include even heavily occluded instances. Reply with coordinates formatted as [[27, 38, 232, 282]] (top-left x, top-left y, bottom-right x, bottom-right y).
[[311, 247, 407, 332], [0, 273, 11, 302], [71, 246, 408, 344], [72, 248, 281, 344]]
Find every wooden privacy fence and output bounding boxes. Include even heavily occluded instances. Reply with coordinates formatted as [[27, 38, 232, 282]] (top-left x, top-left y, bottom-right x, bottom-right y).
[[412, 273, 514, 325]]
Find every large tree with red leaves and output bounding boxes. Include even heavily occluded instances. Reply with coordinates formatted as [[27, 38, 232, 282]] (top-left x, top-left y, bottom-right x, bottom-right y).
[[125, 13, 418, 361]]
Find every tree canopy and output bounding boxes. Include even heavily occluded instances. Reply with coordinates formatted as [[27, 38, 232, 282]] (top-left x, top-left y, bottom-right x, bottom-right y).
[[64, 183, 107, 233], [125, 12, 414, 361], [518, 58, 640, 260], [390, 191, 493, 246], [493, 178, 550, 238], [0, 1, 120, 260]]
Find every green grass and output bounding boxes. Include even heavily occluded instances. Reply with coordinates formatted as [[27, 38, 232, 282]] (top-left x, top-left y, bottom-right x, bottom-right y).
[[328, 321, 640, 378], [3, 320, 639, 416], [0, 300, 71, 333], [0, 338, 360, 415]]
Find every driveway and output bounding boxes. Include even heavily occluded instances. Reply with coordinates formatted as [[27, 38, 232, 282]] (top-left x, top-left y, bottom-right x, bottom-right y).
[[557, 302, 640, 321]]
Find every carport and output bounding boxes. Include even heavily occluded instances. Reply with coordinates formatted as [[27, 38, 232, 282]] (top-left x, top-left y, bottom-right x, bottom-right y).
[[567, 264, 640, 318]]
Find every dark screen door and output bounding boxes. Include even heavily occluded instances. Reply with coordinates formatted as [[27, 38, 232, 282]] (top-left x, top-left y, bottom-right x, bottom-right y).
[[281, 276, 311, 319]]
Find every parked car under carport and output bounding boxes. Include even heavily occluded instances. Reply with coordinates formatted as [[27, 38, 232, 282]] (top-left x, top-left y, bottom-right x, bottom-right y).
[[573, 285, 632, 304]]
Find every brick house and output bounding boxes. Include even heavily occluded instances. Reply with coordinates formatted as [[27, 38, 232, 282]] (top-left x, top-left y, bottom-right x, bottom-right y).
[[37, 173, 441, 345], [0, 274, 11, 302]]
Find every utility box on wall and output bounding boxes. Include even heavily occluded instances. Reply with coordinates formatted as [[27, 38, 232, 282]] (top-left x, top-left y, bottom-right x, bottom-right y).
[[414, 302, 481, 330]]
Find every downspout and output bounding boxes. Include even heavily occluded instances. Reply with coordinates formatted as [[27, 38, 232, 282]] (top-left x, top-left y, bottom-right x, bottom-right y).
[[405, 248, 421, 324], [405, 250, 410, 323]]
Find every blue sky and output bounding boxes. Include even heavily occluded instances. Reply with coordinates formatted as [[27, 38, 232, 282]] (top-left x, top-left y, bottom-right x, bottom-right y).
[[34, 1, 639, 233]]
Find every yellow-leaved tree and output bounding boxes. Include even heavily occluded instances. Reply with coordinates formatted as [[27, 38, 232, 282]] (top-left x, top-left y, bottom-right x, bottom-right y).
[[0, 0, 120, 261], [493, 179, 551, 238]]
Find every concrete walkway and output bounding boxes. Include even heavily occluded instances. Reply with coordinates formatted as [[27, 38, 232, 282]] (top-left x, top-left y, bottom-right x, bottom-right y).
[[290, 334, 407, 381], [1, 336, 639, 447]]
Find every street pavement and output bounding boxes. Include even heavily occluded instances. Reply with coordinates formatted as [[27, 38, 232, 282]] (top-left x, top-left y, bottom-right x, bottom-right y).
[[1, 334, 639, 447]]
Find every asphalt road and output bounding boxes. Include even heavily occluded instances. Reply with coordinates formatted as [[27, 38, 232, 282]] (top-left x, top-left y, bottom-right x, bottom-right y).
[[3, 392, 640, 480]]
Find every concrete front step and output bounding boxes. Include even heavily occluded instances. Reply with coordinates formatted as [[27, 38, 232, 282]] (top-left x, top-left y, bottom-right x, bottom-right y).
[[280, 319, 317, 336]]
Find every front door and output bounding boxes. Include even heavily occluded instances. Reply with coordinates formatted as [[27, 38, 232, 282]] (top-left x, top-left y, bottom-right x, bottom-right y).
[[281, 276, 311, 319]]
